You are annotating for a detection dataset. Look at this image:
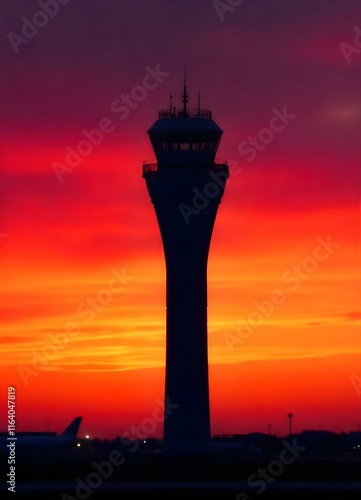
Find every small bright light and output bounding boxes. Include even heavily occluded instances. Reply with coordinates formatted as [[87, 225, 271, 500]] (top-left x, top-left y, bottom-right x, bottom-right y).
[[77, 443, 81, 447], [143, 440, 146, 444], [85, 435, 90, 439]]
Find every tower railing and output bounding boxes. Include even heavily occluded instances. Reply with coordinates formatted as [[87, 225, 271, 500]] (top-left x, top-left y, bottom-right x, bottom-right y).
[[142, 160, 158, 173], [142, 159, 229, 175], [159, 108, 213, 120], [214, 159, 229, 169]]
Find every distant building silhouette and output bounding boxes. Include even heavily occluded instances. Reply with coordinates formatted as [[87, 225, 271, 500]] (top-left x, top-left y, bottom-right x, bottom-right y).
[[143, 82, 229, 454]]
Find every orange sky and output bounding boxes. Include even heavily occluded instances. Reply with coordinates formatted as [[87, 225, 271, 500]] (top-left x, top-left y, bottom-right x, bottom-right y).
[[1, 0, 360, 439], [1, 143, 360, 439]]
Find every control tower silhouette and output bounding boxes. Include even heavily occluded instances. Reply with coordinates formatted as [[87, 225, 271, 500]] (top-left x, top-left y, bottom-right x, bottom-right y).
[[142, 82, 229, 454]]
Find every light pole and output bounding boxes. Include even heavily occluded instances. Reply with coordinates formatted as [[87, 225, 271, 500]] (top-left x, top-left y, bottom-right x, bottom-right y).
[[287, 413, 293, 436]]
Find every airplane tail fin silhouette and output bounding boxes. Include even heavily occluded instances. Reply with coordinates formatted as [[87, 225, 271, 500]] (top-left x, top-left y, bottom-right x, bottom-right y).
[[60, 416, 82, 438]]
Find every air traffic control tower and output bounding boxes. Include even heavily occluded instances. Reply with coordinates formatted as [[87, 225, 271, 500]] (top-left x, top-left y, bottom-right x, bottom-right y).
[[142, 85, 229, 454]]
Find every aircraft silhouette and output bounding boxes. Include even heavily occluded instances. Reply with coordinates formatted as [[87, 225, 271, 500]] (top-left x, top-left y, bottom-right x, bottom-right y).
[[0, 416, 82, 453]]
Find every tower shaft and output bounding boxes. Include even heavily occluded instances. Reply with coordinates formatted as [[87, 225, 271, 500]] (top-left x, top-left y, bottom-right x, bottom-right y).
[[145, 169, 228, 453]]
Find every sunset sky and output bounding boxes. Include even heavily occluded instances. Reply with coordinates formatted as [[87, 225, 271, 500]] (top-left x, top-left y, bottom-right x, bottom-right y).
[[1, 0, 360, 440]]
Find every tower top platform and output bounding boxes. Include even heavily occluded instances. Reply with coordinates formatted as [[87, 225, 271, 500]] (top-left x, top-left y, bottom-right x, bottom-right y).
[[144, 81, 225, 171], [159, 108, 212, 120], [147, 111, 223, 133], [148, 77, 223, 133]]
